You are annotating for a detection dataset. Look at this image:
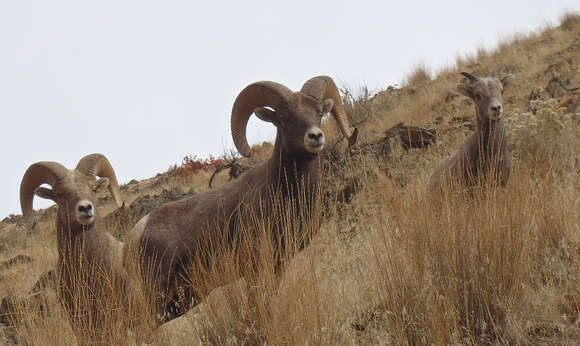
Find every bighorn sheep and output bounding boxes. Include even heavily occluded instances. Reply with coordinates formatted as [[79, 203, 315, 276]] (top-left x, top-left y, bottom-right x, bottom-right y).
[[429, 66, 513, 191], [124, 75, 358, 322], [20, 153, 131, 342]]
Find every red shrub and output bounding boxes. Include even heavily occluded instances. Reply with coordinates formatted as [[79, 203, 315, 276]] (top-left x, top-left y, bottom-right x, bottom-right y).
[[177, 155, 225, 177]]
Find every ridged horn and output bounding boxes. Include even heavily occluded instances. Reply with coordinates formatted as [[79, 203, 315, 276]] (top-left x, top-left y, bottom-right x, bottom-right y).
[[492, 65, 503, 78], [300, 76, 358, 146], [461, 72, 480, 83], [231, 81, 293, 157], [20, 161, 69, 229], [76, 153, 123, 208]]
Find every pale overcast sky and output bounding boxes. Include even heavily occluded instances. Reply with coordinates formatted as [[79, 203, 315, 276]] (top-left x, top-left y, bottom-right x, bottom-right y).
[[1, 1, 578, 217]]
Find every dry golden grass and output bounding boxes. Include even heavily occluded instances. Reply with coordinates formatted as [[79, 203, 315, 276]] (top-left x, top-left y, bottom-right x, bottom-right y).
[[1, 12, 579, 345], [403, 63, 432, 87]]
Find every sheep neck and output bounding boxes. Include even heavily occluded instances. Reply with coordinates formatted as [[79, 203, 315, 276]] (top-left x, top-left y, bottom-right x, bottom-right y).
[[474, 115, 506, 154], [266, 130, 320, 198], [56, 216, 104, 266], [466, 108, 509, 180]]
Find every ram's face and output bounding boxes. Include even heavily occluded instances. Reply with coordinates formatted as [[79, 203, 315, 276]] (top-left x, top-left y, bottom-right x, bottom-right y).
[[471, 79, 505, 122], [457, 73, 513, 124], [34, 172, 110, 229], [254, 93, 333, 157]]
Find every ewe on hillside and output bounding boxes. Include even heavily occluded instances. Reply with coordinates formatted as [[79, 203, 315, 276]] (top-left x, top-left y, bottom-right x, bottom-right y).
[[124, 75, 358, 323], [20, 153, 131, 343], [430, 66, 514, 192]]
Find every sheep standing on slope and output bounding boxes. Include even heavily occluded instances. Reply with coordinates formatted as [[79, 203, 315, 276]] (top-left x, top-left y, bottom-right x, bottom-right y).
[[20, 153, 131, 343], [124, 75, 358, 323], [430, 66, 514, 192]]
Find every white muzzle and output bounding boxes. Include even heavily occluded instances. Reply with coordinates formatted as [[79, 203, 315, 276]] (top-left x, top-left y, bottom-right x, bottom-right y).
[[304, 126, 325, 153], [75, 199, 95, 225]]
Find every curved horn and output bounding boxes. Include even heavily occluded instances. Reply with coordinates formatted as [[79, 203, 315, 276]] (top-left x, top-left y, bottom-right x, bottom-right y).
[[492, 65, 503, 78], [231, 81, 293, 157], [300, 76, 358, 146], [460, 72, 480, 83], [76, 153, 123, 208], [20, 162, 69, 229]]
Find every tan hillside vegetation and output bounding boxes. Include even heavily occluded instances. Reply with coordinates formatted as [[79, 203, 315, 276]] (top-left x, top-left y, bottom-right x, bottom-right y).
[[1, 12, 579, 345]]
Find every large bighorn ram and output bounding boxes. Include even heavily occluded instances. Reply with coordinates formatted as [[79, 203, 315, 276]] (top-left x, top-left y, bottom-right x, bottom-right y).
[[124, 75, 358, 322], [20, 153, 131, 343], [429, 66, 513, 192]]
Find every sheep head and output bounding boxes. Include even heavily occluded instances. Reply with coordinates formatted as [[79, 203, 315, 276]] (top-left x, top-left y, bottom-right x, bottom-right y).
[[20, 153, 123, 231], [231, 76, 358, 158], [457, 66, 514, 124]]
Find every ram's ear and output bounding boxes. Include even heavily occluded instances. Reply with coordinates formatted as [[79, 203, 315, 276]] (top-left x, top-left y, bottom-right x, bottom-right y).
[[500, 74, 514, 90], [457, 82, 474, 98], [322, 98, 334, 114], [34, 187, 55, 201], [254, 107, 280, 126], [93, 177, 110, 193]]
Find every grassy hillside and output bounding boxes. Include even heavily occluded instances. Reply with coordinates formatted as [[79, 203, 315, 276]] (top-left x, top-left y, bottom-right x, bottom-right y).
[[1, 12, 579, 345]]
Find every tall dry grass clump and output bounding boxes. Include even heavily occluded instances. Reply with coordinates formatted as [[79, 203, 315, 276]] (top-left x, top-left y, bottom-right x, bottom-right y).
[[357, 91, 580, 344], [2, 259, 139, 346], [171, 173, 347, 345], [560, 11, 580, 30], [403, 63, 432, 87], [367, 171, 544, 343]]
